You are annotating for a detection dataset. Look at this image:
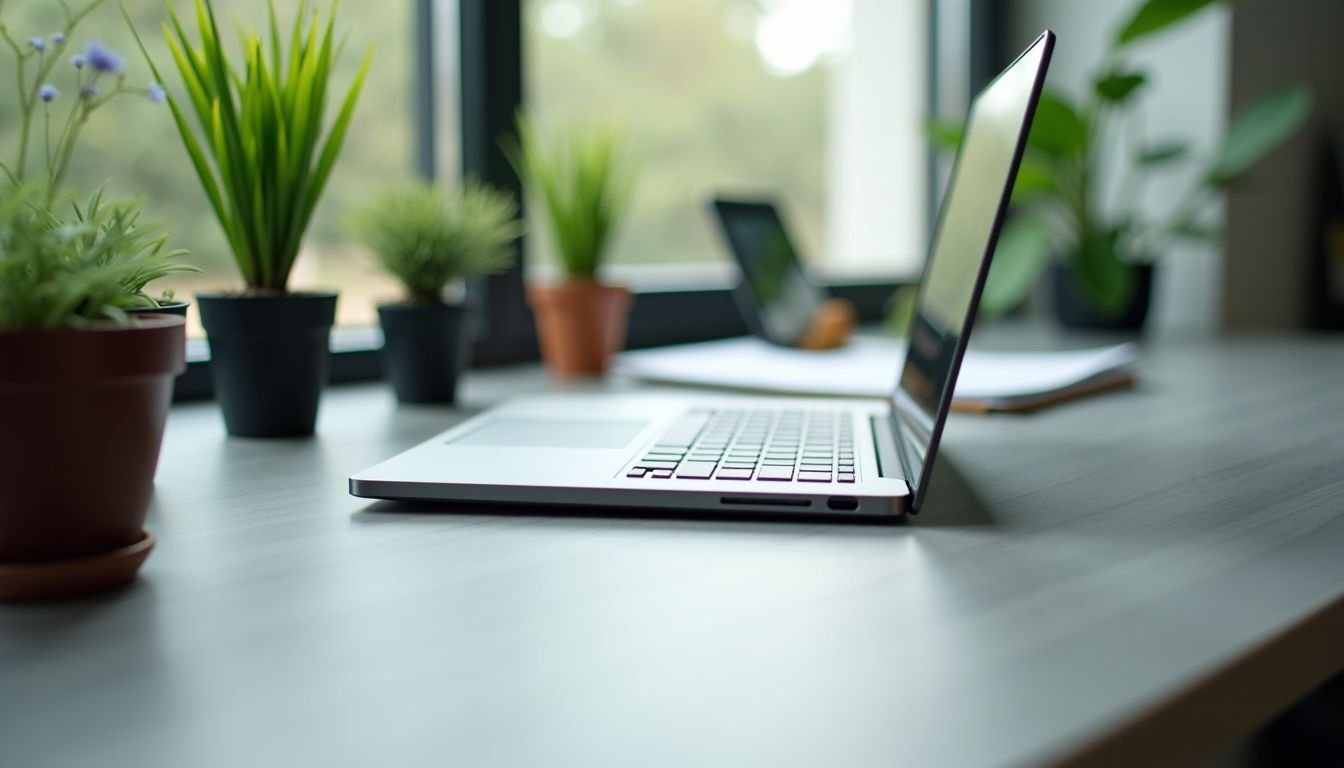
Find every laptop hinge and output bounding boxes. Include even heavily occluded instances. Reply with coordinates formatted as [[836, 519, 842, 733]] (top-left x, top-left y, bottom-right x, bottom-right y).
[[870, 413, 911, 485]]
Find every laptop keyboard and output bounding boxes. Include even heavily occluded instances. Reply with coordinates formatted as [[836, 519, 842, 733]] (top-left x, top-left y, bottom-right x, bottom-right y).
[[625, 409, 856, 483]]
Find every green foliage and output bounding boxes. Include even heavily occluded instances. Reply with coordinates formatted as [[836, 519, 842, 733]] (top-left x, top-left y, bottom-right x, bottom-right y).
[[1115, 0, 1223, 46], [503, 113, 635, 279], [1208, 86, 1313, 184], [129, 0, 373, 292], [930, 0, 1312, 317], [0, 0, 192, 324], [69, 189, 198, 307], [351, 180, 523, 304], [0, 184, 192, 327]]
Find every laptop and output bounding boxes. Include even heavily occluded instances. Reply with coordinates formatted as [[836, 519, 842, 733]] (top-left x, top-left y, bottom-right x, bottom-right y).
[[710, 197, 828, 347], [350, 31, 1055, 520]]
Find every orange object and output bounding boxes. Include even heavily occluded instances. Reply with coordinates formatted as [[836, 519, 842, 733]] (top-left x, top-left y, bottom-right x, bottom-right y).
[[528, 280, 632, 376], [796, 298, 857, 350]]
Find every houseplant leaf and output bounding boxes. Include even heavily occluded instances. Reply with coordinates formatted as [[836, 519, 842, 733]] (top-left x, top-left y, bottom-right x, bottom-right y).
[[1074, 228, 1135, 313], [1095, 71, 1147, 103], [1115, 0, 1223, 46], [980, 214, 1054, 317], [1027, 91, 1087, 158], [1206, 85, 1312, 184], [1138, 140, 1190, 166], [1010, 159, 1059, 203]]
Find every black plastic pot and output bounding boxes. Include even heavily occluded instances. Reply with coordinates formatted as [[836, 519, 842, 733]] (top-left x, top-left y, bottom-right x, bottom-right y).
[[378, 302, 471, 404], [1051, 263, 1154, 332], [197, 292, 336, 437], [128, 300, 190, 317]]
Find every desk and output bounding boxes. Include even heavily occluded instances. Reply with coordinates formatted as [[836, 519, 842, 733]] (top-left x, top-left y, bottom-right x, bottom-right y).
[[2, 336, 1343, 768]]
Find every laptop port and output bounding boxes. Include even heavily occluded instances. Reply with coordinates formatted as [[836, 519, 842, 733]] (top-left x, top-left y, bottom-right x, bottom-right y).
[[827, 496, 859, 511], [719, 496, 811, 508]]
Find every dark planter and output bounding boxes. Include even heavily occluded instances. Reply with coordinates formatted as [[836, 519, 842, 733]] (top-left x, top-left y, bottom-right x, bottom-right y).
[[129, 300, 190, 317], [378, 302, 472, 404], [0, 315, 185, 600], [1051, 263, 1154, 332], [197, 292, 337, 437]]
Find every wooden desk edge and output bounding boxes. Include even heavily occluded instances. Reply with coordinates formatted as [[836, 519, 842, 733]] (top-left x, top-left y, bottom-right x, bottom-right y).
[[1050, 593, 1344, 768]]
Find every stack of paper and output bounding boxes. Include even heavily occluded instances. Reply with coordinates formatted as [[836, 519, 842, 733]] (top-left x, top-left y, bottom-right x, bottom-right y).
[[616, 336, 1137, 413]]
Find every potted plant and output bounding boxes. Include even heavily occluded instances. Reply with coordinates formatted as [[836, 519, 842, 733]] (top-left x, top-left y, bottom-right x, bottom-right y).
[[930, 0, 1312, 330], [0, 0, 190, 600], [351, 179, 522, 404], [505, 115, 636, 376], [130, 0, 373, 436]]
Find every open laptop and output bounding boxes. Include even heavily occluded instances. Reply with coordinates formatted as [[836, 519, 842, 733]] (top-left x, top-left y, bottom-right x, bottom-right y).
[[350, 31, 1055, 520], [710, 198, 828, 347]]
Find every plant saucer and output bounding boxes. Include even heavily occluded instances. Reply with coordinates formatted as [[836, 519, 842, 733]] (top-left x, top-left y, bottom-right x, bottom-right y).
[[0, 530, 155, 603]]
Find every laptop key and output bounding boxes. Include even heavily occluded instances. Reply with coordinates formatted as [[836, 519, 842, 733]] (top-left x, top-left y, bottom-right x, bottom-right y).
[[838, 473, 856, 483], [756, 465, 794, 481], [626, 468, 648, 478], [650, 468, 674, 479], [797, 470, 833, 482], [716, 468, 753, 480], [675, 462, 718, 479]]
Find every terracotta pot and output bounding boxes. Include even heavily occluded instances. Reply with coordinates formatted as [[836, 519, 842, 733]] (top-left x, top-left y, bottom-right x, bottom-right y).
[[0, 316, 185, 594], [527, 280, 632, 376]]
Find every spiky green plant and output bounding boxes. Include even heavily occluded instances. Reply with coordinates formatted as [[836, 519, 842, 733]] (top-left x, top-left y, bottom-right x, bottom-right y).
[[0, 183, 192, 327], [503, 114, 634, 279], [351, 179, 523, 304], [69, 188, 196, 307], [128, 0, 373, 293]]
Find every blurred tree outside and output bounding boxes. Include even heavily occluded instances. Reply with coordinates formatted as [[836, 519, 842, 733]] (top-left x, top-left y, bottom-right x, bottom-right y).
[[524, 0, 834, 276]]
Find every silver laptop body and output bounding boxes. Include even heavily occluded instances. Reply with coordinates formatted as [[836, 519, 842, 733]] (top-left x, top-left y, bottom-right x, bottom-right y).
[[350, 32, 1055, 520]]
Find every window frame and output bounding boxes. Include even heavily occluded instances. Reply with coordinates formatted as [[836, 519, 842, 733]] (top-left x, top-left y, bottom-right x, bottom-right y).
[[173, 0, 997, 401]]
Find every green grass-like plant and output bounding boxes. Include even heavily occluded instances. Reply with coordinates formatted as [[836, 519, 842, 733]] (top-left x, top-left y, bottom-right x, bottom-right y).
[[0, 183, 193, 328], [503, 114, 634, 279], [351, 179, 523, 304], [128, 0, 373, 293]]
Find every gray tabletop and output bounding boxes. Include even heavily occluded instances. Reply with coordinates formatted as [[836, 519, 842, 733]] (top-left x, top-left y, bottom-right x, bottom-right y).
[[3, 335, 1344, 768]]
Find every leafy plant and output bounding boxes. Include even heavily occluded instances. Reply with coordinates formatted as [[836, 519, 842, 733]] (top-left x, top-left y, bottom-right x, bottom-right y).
[[0, 183, 190, 328], [0, 0, 191, 322], [70, 189, 196, 307], [930, 0, 1312, 316], [129, 0, 373, 293], [503, 113, 634, 279], [351, 179, 523, 304]]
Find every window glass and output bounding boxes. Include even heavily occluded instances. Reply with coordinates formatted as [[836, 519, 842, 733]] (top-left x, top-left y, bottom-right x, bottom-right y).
[[523, 0, 927, 282], [1, 0, 429, 336]]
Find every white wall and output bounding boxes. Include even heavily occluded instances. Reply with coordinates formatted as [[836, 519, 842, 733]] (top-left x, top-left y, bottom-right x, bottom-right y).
[[1010, 0, 1230, 335], [824, 0, 928, 277]]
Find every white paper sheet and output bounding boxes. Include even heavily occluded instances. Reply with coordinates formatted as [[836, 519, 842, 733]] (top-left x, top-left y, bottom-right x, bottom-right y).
[[616, 336, 1137, 402]]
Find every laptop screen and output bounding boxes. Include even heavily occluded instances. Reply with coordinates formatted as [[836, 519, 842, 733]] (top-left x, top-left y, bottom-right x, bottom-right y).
[[893, 32, 1054, 511]]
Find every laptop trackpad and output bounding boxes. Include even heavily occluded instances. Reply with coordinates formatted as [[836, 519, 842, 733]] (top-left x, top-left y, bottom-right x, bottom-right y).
[[448, 418, 648, 450]]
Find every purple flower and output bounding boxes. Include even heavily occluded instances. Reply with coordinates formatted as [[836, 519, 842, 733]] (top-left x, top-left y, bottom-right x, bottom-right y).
[[147, 83, 166, 104], [80, 84, 98, 99], [28, 36, 47, 52], [50, 33, 65, 45], [70, 53, 86, 69], [38, 84, 58, 102], [83, 41, 124, 74]]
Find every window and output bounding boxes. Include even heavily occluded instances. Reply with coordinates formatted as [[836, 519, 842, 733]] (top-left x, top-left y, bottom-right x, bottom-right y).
[[522, 0, 929, 284], [4, 1, 435, 337]]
